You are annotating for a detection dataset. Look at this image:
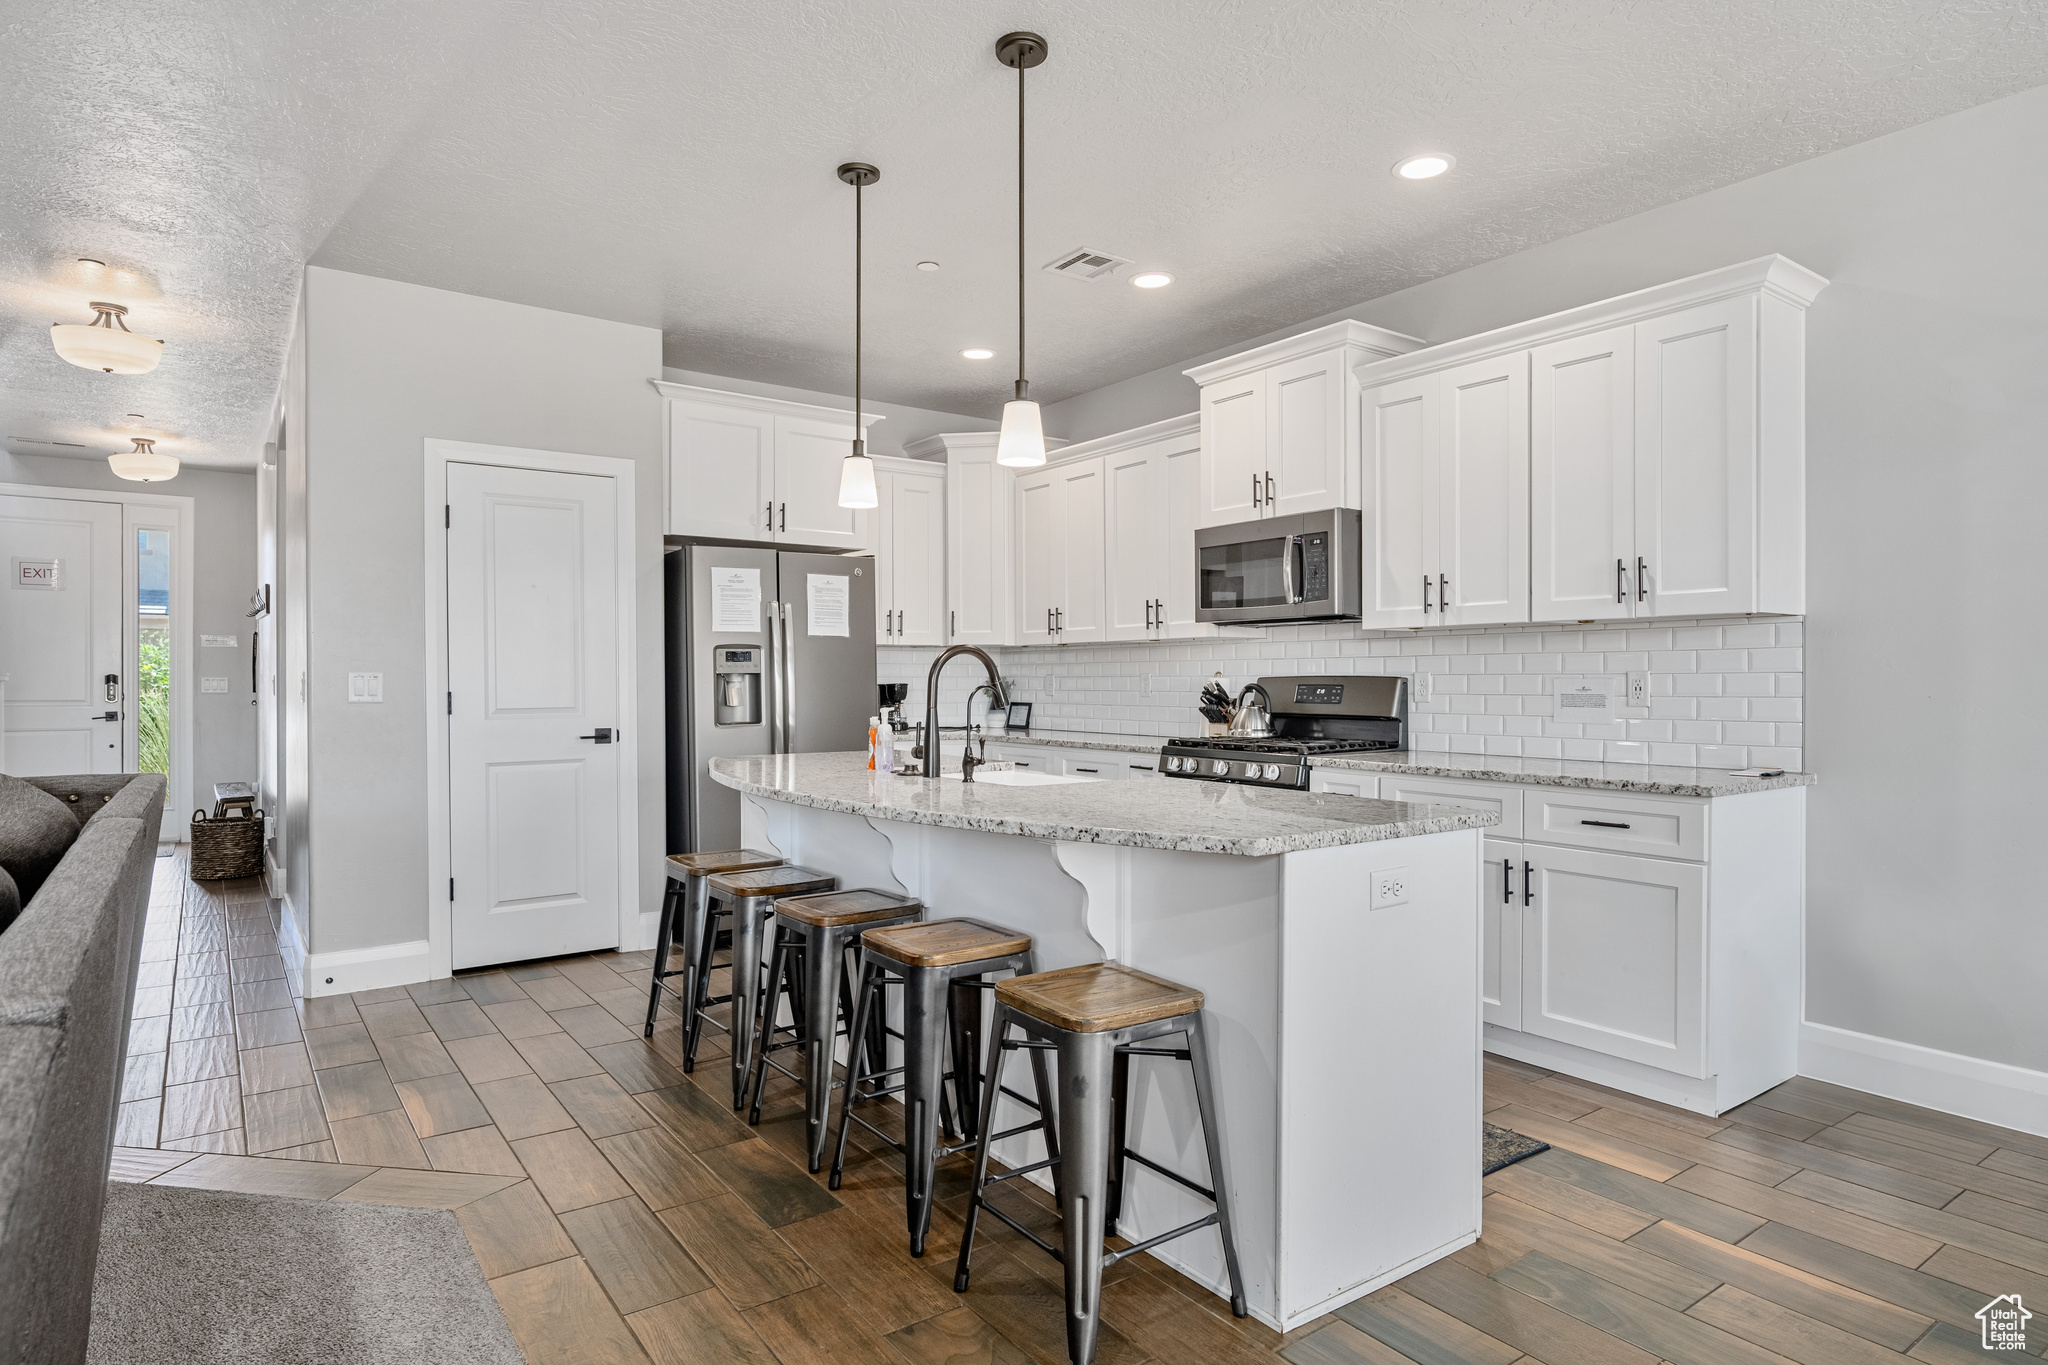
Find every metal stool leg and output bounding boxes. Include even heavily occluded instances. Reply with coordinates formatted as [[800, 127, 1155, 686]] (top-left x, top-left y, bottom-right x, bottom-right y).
[[952, 1005, 1016, 1293], [673, 876, 711, 1051], [682, 903, 723, 1073], [800, 925, 846, 1171], [746, 923, 795, 1123], [1054, 1029, 1116, 1365], [1186, 1013, 1248, 1318], [645, 877, 684, 1037], [827, 954, 883, 1190], [947, 977, 983, 1143], [727, 897, 770, 1109], [901, 964, 951, 1254], [1102, 1048, 1131, 1236]]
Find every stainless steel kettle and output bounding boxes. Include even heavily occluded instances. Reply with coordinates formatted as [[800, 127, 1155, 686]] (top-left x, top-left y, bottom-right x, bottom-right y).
[[1228, 683, 1275, 737]]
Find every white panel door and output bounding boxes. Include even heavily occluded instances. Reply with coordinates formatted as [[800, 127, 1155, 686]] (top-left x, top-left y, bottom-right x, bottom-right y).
[[1531, 326, 1635, 622], [1268, 349, 1348, 516], [1199, 376, 1266, 525], [1636, 297, 1758, 618], [668, 399, 774, 540], [888, 468, 947, 646], [447, 463, 621, 969], [1359, 377, 1436, 628], [1483, 837, 1524, 1030], [946, 451, 1011, 647], [1520, 845, 1706, 1076], [0, 495, 125, 774], [1104, 444, 1167, 640], [1056, 458, 1107, 644], [1439, 354, 1530, 625], [1162, 438, 1209, 639], [1015, 469, 1058, 645], [774, 415, 866, 548]]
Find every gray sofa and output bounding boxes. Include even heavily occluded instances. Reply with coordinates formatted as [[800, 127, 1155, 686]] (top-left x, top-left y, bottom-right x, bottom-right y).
[[0, 774, 165, 1365]]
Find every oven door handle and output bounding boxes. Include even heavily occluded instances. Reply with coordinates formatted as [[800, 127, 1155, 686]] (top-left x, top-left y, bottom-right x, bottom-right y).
[[1282, 535, 1300, 604]]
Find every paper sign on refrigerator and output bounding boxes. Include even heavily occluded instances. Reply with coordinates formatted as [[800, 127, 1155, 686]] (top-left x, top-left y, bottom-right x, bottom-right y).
[[709, 567, 761, 632], [806, 574, 850, 637]]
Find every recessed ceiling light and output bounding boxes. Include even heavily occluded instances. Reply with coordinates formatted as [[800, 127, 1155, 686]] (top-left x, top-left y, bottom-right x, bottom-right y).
[[77, 258, 105, 267], [1131, 272, 1174, 289], [961, 348, 995, 360], [1393, 153, 1455, 180], [916, 261, 940, 271]]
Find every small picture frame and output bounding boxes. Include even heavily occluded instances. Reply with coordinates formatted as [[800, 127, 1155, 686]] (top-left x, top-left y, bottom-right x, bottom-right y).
[[1005, 701, 1033, 730]]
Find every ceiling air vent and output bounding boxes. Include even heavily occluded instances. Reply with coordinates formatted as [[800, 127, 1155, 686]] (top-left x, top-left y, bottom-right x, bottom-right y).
[[1042, 247, 1133, 282]]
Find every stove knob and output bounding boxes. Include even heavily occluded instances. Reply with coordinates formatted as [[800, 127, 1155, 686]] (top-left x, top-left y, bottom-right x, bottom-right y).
[[1211, 759, 1230, 776], [1264, 763, 1282, 781], [1170, 756, 1187, 772]]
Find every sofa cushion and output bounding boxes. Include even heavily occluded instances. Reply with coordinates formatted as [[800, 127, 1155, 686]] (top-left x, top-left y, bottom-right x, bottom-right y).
[[0, 775, 80, 904], [0, 867, 17, 936]]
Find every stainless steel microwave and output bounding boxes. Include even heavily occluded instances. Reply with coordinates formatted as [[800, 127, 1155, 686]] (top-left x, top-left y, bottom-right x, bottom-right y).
[[1195, 509, 1362, 624]]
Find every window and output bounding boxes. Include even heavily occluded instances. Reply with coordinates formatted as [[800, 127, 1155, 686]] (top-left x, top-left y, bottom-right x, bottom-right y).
[[137, 529, 171, 795]]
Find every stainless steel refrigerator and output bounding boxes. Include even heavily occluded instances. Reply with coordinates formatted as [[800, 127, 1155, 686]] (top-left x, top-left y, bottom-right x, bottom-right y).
[[664, 539, 878, 854]]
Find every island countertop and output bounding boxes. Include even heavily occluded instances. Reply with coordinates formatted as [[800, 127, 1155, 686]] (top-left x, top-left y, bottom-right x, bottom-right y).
[[986, 729, 1814, 798], [708, 752, 1497, 856]]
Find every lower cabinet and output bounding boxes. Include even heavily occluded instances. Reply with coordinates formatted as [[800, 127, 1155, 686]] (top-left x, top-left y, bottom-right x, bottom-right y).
[[1482, 838, 1524, 1030], [984, 743, 1155, 778]]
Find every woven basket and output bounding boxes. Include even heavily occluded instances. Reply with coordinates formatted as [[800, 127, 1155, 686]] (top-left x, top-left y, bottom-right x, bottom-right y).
[[190, 809, 265, 881]]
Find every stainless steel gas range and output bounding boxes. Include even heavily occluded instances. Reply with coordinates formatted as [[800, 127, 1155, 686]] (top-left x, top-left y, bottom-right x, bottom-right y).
[[1157, 675, 1407, 790]]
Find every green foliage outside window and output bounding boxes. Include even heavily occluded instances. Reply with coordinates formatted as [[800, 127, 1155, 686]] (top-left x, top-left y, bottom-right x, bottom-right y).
[[138, 628, 170, 782]]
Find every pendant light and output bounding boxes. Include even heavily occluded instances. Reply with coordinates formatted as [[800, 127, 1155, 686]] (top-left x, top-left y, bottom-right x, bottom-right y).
[[108, 437, 178, 482], [836, 161, 881, 509], [994, 31, 1048, 468], [52, 302, 163, 374]]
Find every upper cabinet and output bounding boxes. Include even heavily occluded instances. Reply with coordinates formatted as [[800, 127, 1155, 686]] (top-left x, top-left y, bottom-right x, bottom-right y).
[[871, 457, 946, 647], [1358, 256, 1827, 625], [654, 382, 878, 549], [1017, 457, 1106, 645], [1186, 320, 1425, 528]]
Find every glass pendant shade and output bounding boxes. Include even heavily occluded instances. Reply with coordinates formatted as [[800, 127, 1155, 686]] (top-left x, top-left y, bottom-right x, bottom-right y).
[[52, 304, 162, 374], [108, 438, 178, 482], [996, 397, 1046, 467], [837, 447, 878, 508]]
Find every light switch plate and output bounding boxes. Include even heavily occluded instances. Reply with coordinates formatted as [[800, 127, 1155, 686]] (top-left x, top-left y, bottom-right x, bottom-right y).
[[200, 634, 238, 648], [1628, 670, 1650, 706], [199, 677, 229, 694], [347, 672, 383, 703]]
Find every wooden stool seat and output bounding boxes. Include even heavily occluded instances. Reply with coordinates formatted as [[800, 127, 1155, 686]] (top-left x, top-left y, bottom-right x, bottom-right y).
[[774, 888, 922, 928], [708, 865, 835, 900], [996, 962, 1203, 1034], [863, 918, 1033, 968], [667, 848, 783, 879]]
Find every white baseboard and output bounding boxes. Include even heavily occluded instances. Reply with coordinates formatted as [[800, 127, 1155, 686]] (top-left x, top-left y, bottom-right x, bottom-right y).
[[275, 897, 307, 981], [1800, 1021, 2048, 1139], [303, 939, 432, 997]]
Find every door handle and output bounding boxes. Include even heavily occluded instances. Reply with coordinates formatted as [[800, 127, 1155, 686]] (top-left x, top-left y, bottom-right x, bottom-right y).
[[780, 602, 796, 747], [1522, 861, 1534, 906], [578, 727, 615, 744], [1423, 575, 1432, 613], [98, 711, 120, 722], [779, 502, 786, 533], [766, 599, 783, 753], [1637, 556, 1648, 603]]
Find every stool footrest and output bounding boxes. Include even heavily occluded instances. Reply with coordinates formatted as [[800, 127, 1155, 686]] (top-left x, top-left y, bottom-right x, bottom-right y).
[[1102, 1213, 1220, 1267], [985, 1156, 1057, 1184], [1120, 1147, 1216, 1202], [1119, 1045, 1191, 1060], [980, 1202, 1062, 1262]]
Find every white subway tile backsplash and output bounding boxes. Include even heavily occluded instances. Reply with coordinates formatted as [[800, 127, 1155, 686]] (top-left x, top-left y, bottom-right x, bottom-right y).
[[878, 613, 1804, 771]]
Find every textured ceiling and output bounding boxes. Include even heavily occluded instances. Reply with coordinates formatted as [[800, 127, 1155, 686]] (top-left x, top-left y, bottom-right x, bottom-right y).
[[4, 1, 2047, 471]]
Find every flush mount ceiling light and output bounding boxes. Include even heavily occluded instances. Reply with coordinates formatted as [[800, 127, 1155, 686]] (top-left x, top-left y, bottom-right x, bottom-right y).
[[1393, 153, 1455, 180], [52, 302, 163, 374], [916, 261, 940, 271], [1131, 272, 1174, 289], [836, 161, 882, 510], [994, 30, 1050, 469], [108, 436, 177, 482], [961, 348, 995, 360]]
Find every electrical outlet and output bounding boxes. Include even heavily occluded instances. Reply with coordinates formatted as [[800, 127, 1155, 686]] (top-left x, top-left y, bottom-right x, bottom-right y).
[[1371, 867, 1409, 910], [1628, 670, 1650, 706], [199, 677, 229, 694], [1417, 672, 1432, 703]]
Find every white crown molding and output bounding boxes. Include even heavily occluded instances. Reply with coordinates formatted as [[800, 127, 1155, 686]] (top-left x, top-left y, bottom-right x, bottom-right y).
[[872, 453, 946, 476], [1354, 255, 1830, 387], [1800, 1020, 2048, 1139], [1040, 411, 1201, 466], [903, 430, 1069, 461], [648, 379, 885, 428], [1184, 319, 1427, 386]]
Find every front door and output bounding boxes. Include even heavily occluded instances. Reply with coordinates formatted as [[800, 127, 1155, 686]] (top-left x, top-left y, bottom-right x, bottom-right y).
[[0, 494, 126, 774], [446, 463, 621, 969]]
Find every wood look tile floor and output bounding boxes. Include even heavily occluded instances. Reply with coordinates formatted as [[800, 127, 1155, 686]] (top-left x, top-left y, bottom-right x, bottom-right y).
[[114, 852, 2048, 1363]]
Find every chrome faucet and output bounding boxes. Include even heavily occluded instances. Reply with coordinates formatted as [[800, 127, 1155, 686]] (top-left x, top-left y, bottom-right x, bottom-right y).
[[919, 646, 1010, 782]]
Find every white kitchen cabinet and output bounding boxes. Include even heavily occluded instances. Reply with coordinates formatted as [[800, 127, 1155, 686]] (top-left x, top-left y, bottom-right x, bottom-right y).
[[906, 431, 1068, 648], [1104, 439, 1168, 641], [872, 458, 946, 647], [1531, 324, 1636, 622], [1307, 769, 1376, 797], [1483, 837, 1524, 1031], [1187, 321, 1424, 527], [1360, 376, 1434, 628], [654, 382, 877, 549], [1016, 457, 1105, 645]]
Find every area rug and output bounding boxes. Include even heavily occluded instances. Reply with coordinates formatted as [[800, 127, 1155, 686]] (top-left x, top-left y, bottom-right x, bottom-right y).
[[1481, 1122, 1549, 1174], [90, 1181, 523, 1364]]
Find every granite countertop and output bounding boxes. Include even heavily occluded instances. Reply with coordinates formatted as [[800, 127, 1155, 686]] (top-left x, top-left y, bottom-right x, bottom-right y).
[[985, 730, 1814, 798], [708, 752, 1498, 857]]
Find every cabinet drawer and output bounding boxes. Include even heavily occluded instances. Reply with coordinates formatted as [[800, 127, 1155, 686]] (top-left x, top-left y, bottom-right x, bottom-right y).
[[1380, 775, 1521, 838], [1057, 750, 1129, 780], [1523, 789, 1706, 861], [1309, 769, 1377, 797]]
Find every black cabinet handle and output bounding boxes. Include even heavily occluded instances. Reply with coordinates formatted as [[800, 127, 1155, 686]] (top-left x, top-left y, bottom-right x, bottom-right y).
[[779, 502, 786, 532], [1581, 819, 1631, 829], [1251, 473, 1261, 508], [579, 727, 615, 744], [1637, 557, 1648, 602], [1503, 857, 1513, 904], [1522, 861, 1534, 906], [1616, 558, 1626, 604], [1423, 575, 1433, 613], [1265, 472, 1275, 505], [1075, 767, 1098, 774]]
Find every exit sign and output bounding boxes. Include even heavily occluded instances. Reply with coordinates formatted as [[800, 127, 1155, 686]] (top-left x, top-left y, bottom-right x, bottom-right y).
[[12, 558, 60, 590]]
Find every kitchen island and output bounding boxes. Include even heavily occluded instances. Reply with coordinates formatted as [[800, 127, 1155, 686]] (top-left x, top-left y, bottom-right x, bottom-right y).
[[709, 751, 1499, 1331]]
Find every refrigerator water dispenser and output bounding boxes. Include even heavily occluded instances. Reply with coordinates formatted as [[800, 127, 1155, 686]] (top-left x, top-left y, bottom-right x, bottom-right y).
[[713, 646, 762, 726]]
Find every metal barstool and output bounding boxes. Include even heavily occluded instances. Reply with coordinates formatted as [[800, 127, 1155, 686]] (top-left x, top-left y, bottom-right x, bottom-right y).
[[955, 961, 1247, 1365], [828, 918, 1054, 1256], [694, 864, 837, 1108], [745, 889, 922, 1170], [646, 849, 784, 1043]]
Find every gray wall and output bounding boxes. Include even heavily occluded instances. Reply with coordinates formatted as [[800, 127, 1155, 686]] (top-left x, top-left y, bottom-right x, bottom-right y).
[[1044, 85, 2048, 1075], [659, 366, 995, 456], [299, 267, 664, 956], [0, 450, 258, 810]]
